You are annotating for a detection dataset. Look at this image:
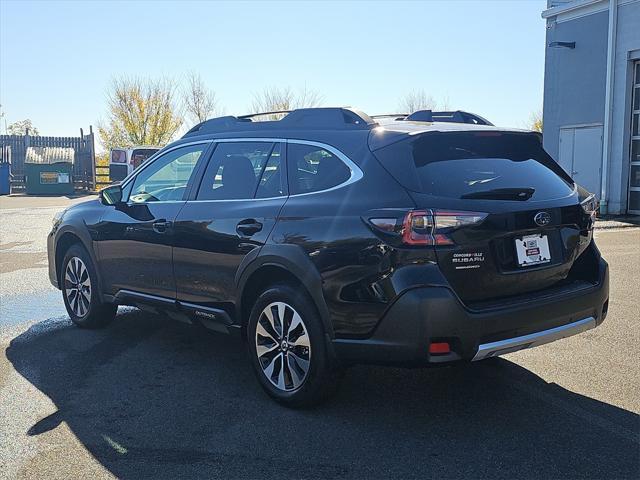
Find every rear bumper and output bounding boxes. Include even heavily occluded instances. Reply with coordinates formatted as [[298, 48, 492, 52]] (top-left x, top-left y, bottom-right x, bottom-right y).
[[332, 257, 609, 366], [471, 316, 595, 361]]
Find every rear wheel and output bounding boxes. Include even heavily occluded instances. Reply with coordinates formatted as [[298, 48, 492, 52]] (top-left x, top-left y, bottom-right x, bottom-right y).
[[61, 244, 116, 328], [247, 283, 341, 407]]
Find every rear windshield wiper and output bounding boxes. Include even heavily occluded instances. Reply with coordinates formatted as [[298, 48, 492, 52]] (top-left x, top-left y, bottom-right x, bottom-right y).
[[461, 187, 535, 201]]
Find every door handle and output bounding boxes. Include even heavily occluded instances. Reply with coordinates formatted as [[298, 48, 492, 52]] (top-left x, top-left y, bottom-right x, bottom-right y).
[[152, 219, 172, 234], [236, 219, 263, 236]]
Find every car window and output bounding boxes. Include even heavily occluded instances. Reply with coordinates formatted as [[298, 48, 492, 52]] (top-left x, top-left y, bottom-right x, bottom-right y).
[[287, 143, 351, 195], [255, 143, 285, 198], [373, 132, 574, 201], [110, 149, 127, 164], [129, 144, 205, 203], [131, 148, 160, 169], [196, 142, 277, 200]]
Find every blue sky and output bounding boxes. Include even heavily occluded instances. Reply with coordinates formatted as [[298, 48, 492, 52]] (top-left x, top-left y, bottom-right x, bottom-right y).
[[1, 0, 547, 149]]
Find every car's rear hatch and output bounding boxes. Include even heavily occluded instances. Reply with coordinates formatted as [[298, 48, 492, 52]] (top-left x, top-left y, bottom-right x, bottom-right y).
[[372, 129, 595, 304]]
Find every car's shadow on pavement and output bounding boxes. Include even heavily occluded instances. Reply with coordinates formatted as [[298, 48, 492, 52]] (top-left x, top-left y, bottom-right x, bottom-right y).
[[6, 309, 640, 479]]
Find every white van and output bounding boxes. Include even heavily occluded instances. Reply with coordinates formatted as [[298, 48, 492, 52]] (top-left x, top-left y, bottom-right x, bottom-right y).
[[109, 146, 160, 182]]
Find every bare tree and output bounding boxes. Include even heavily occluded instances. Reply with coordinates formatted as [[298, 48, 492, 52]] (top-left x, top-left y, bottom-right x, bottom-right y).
[[295, 86, 324, 110], [397, 90, 439, 114], [439, 95, 452, 111], [183, 72, 219, 124], [97, 77, 183, 152], [250, 86, 323, 119]]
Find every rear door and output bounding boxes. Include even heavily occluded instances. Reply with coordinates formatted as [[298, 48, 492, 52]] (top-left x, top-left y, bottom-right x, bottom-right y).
[[373, 131, 592, 304], [172, 140, 287, 310]]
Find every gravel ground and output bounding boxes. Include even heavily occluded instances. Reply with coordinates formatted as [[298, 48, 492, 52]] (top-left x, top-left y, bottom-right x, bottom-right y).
[[0, 196, 638, 480]]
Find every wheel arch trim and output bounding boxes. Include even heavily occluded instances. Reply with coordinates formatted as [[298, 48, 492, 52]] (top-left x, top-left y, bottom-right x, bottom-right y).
[[54, 225, 106, 302], [235, 244, 334, 339]]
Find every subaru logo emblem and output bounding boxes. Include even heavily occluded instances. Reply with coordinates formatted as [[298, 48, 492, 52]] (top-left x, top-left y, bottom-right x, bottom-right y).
[[534, 211, 552, 227]]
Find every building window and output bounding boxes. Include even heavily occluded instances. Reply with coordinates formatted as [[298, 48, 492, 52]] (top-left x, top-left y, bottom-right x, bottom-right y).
[[629, 62, 640, 214]]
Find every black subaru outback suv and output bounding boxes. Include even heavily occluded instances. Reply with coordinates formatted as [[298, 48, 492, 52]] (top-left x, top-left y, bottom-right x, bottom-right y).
[[48, 108, 609, 406]]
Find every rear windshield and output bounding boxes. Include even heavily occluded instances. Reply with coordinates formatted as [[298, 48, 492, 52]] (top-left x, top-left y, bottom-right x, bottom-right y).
[[373, 132, 574, 201]]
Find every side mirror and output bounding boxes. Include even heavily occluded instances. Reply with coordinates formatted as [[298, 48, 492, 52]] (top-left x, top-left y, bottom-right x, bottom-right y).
[[100, 184, 123, 206]]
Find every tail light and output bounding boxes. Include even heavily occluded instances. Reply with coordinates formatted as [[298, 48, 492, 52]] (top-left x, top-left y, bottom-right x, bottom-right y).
[[401, 210, 434, 245], [581, 194, 597, 229], [401, 210, 487, 246]]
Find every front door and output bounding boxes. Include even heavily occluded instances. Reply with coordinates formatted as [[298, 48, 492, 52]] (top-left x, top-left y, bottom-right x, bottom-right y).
[[173, 141, 287, 310], [96, 142, 210, 298]]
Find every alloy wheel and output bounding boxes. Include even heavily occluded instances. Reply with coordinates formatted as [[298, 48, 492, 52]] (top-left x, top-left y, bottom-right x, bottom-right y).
[[255, 301, 311, 391], [64, 257, 91, 318]]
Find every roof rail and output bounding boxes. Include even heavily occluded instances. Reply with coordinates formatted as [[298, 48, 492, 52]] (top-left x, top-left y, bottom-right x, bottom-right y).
[[183, 107, 376, 137], [370, 114, 410, 120], [404, 110, 493, 126], [237, 110, 291, 120]]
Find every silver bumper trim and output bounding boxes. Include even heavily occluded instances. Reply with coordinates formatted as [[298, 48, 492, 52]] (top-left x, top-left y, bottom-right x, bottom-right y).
[[472, 316, 596, 361]]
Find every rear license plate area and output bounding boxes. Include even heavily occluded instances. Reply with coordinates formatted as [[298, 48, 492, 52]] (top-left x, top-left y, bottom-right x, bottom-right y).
[[515, 233, 551, 267]]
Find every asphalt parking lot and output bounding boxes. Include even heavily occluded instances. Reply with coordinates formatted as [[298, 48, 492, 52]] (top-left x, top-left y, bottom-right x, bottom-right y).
[[1, 195, 639, 480]]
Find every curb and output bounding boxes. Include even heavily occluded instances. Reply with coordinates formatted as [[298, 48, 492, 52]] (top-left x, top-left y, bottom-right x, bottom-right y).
[[594, 222, 640, 230]]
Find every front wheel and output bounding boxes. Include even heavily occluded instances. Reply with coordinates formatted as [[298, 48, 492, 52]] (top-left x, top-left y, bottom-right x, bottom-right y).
[[247, 283, 341, 407], [61, 244, 116, 328]]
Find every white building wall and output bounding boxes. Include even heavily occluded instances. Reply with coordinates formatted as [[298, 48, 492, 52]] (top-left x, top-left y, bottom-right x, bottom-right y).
[[543, 0, 640, 214]]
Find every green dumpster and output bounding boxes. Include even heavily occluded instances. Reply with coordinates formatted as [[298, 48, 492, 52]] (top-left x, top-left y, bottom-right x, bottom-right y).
[[24, 147, 74, 195]]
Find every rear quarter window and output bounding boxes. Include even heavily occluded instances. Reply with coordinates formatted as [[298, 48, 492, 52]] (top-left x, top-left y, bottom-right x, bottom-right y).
[[373, 132, 575, 201], [287, 143, 351, 195]]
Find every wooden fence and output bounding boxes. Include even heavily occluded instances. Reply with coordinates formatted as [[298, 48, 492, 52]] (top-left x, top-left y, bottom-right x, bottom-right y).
[[0, 127, 96, 192]]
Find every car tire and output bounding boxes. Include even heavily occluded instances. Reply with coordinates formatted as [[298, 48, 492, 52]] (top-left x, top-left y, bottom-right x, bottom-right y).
[[247, 283, 342, 407], [61, 244, 117, 329]]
